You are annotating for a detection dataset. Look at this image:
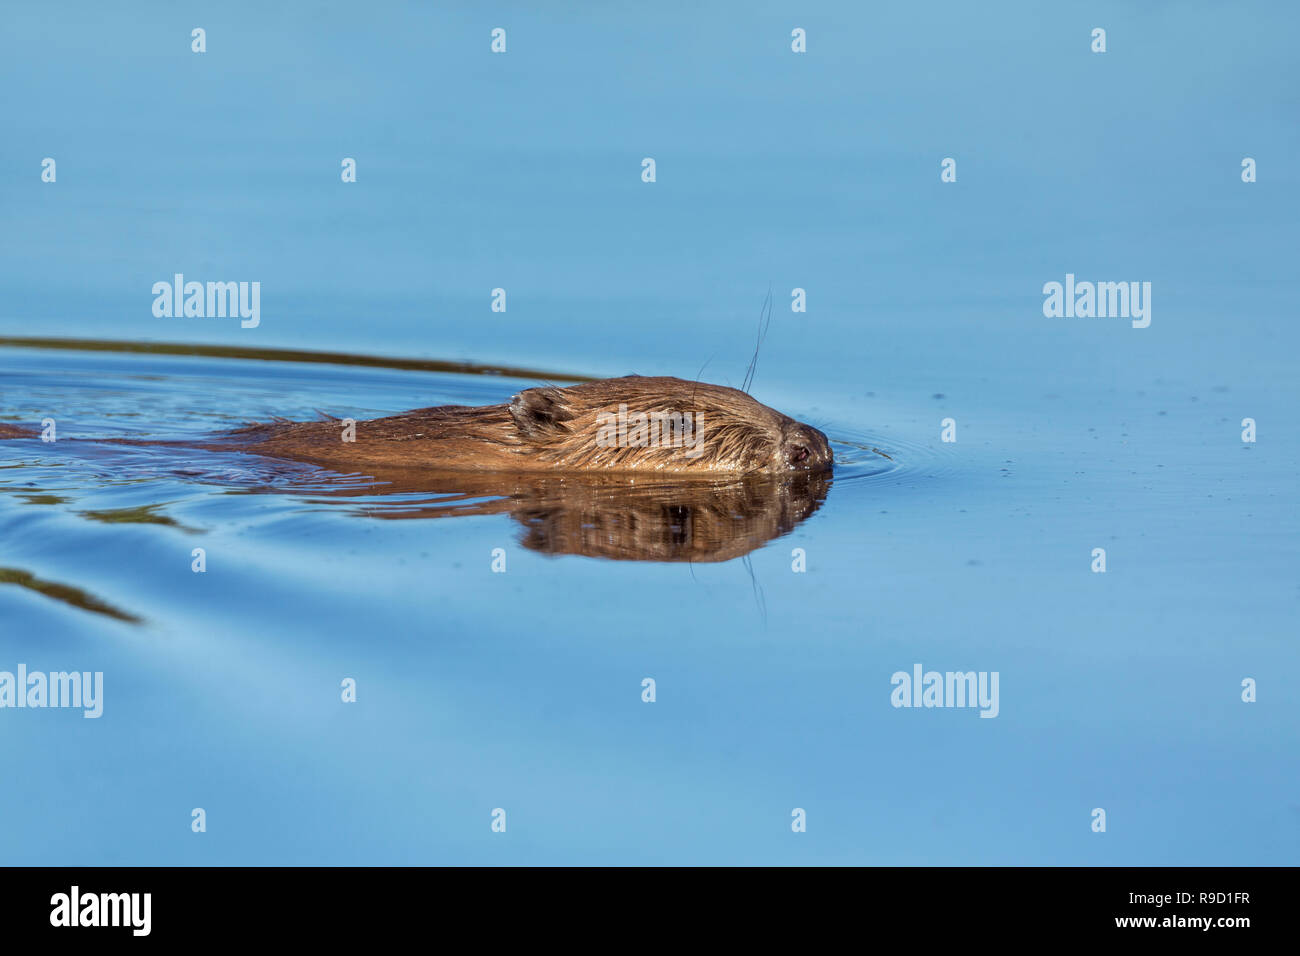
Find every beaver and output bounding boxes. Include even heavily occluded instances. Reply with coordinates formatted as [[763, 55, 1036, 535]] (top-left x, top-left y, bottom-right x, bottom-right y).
[[184, 375, 834, 477], [1, 375, 832, 476], [1, 376, 835, 561]]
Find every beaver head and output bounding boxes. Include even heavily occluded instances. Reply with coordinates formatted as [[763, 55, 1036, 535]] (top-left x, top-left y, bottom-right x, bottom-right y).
[[506, 375, 833, 475]]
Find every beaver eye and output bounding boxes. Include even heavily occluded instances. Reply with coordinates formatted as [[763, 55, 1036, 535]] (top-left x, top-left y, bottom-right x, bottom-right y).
[[790, 445, 809, 464]]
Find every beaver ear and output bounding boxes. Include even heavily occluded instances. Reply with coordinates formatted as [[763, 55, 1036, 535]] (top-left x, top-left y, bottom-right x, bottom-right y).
[[509, 387, 574, 439]]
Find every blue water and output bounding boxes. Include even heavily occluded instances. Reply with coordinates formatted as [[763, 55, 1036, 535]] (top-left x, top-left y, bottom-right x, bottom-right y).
[[1, 2, 1297, 864]]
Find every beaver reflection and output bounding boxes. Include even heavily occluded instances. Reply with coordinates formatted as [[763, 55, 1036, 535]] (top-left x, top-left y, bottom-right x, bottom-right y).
[[303, 468, 831, 562]]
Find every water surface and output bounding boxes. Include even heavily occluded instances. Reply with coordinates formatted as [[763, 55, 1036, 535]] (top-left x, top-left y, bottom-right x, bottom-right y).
[[2, 0, 1297, 865], [1, 343, 1294, 865]]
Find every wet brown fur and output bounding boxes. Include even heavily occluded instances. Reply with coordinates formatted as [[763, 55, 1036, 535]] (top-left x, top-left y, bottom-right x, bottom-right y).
[[203, 375, 833, 477]]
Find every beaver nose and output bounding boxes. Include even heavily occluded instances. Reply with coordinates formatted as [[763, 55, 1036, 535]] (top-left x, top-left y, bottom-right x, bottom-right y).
[[783, 425, 833, 471]]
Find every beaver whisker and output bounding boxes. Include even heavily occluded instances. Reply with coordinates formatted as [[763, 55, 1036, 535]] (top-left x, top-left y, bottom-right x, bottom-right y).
[[741, 286, 774, 396]]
